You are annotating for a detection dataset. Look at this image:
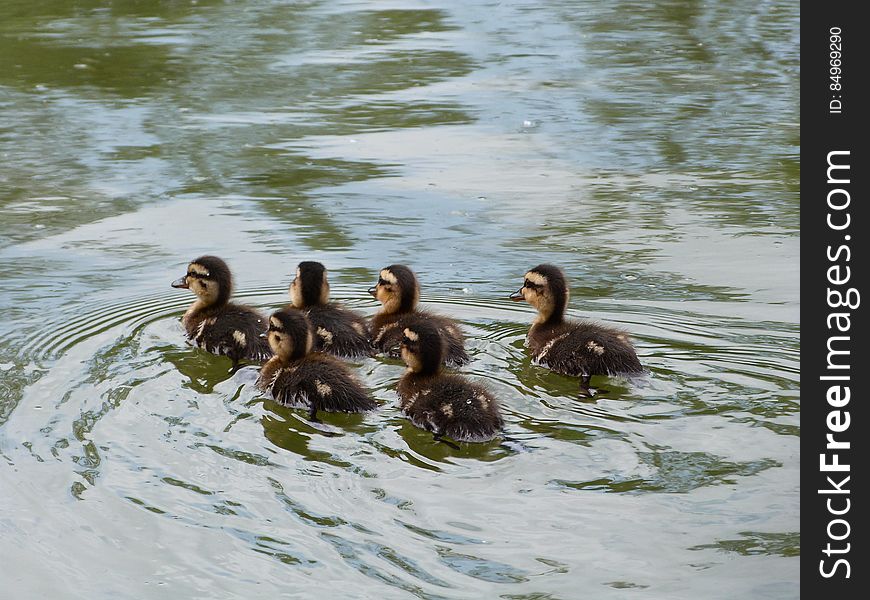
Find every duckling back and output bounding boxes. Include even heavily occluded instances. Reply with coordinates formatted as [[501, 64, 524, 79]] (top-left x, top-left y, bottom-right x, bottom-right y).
[[258, 353, 376, 416], [305, 304, 373, 358], [185, 303, 271, 363], [529, 320, 643, 377], [398, 373, 503, 442]]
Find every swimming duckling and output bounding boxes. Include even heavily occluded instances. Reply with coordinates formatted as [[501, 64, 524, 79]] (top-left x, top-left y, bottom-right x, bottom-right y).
[[286, 261, 372, 359], [397, 319, 503, 443], [510, 264, 643, 397], [368, 264, 469, 366], [257, 309, 376, 421], [171, 255, 271, 372]]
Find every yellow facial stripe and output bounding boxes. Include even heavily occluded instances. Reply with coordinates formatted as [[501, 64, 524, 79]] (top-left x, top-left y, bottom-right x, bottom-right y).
[[189, 263, 209, 277], [526, 271, 547, 286]]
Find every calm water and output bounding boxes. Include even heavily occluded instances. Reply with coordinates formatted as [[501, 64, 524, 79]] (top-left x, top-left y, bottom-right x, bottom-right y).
[[0, 1, 799, 598]]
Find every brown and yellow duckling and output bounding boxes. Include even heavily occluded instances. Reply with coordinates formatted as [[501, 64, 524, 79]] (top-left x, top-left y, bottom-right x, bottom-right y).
[[368, 264, 469, 366], [287, 261, 372, 359], [397, 319, 503, 444], [171, 255, 271, 372], [510, 264, 643, 397], [257, 309, 376, 421]]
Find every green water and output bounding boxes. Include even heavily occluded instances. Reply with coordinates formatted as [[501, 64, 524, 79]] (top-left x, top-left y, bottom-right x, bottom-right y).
[[0, 1, 799, 598]]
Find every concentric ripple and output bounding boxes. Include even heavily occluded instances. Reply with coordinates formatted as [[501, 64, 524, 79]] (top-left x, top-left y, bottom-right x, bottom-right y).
[[1, 286, 798, 597]]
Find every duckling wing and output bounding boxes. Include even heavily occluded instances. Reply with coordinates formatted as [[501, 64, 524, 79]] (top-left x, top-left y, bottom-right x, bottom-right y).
[[533, 321, 643, 377], [433, 377, 503, 442], [399, 375, 503, 442], [306, 305, 373, 358], [280, 355, 376, 414], [370, 313, 404, 355], [194, 304, 270, 361], [267, 365, 312, 410]]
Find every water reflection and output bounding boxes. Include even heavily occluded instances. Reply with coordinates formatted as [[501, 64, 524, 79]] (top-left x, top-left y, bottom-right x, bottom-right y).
[[689, 531, 800, 558], [552, 450, 780, 494]]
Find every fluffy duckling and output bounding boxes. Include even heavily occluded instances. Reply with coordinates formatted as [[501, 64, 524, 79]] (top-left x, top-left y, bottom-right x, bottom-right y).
[[510, 264, 643, 396], [257, 309, 376, 421], [286, 261, 372, 358], [368, 264, 469, 366], [397, 319, 503, 443], [171, 255, 271, 371]]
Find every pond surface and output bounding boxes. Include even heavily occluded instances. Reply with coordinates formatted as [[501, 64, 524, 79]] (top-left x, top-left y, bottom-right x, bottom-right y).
[[0, 1, 799, 598]]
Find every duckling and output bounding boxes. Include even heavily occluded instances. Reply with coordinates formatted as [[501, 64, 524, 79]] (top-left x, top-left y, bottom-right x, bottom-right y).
[[368, 264, 469, 366], [510, 264, 643, 397], [171, 255, 271, 372], [257, 309, 376, 421], [286, 261, 372, 359], [397, 319, 503, 443]]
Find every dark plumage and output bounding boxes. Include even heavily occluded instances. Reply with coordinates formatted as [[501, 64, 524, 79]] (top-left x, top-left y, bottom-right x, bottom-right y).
[[286, 261, 372, 358], [368, 264, 469, 366], [171, 255, 270, 371], [397, 319, 503, 443], [257, 309, 376, 421], [510, 263, 643, 396]]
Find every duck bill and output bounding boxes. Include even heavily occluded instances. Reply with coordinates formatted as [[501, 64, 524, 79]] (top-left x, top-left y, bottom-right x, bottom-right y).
[[171, 276, 189, 289], [509, 288, 525, 302], [367, 286, 377, 298]]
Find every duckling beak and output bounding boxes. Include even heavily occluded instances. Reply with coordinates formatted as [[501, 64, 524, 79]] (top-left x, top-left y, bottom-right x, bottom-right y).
[[367, 286, 377, 298], [171, 276, 189, 289], [509, 287, 525, 302]]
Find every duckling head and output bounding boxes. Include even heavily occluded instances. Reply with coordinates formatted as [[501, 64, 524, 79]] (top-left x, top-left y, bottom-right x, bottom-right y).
[[289, 261, 330, 308], [171, 255, 233, 308], [265, 309, 314, 361], [509, 264, 569, 323], [400, 319, 444, 376], [367, 264, 419, 315]]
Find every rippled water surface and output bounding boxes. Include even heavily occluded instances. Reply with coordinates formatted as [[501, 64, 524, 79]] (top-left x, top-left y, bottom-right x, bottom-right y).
[[1, 1, 799, 598]]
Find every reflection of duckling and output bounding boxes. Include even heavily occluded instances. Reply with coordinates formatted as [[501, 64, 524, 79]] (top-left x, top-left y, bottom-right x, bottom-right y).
[[368, 264, 469, 366], [257, 309, 376, 421], [287, 261, 372, 358], [171, 255, 271, 371], [397, 319, 503, 443], [510, 264, 643, 396]]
